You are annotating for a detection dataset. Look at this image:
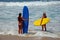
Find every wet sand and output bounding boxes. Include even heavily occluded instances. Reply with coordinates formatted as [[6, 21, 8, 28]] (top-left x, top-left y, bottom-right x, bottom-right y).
[[0, 35, 60, 40]]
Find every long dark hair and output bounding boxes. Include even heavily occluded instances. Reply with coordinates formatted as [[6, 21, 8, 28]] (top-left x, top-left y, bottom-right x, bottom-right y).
[[19, 13, 21, 16], [43, 12, 47, 18], [43, 12, 46, 16]]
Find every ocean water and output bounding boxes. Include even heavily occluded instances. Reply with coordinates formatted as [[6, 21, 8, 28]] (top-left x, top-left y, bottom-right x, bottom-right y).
[[0, 1, 60, 37], [0, 0, 59, 2]]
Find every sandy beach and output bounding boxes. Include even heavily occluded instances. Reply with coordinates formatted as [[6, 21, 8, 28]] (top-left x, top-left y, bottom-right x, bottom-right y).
[[0, 35, 60, 40]]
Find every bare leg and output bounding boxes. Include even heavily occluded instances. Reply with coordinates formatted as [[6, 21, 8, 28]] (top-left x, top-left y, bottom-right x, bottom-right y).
[[20, 29, 23, 34], [20, 30, 22, 34], [44, 24, 46, 31], [18, 25, 20, 34], [21, 29, 23, 34], [42, 25, 44, 31], [18, 29, 20, 34], [45, 25, 46, 31], [18, 25, 23, 34]]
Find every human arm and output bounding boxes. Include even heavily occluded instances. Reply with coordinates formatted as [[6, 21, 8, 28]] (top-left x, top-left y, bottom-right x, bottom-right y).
[[22, 17, 29, 21], [40, 18, 43, 25]]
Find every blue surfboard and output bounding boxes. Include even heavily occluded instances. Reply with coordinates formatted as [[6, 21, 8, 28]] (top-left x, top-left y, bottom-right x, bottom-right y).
[[23, 6, 29, 33]]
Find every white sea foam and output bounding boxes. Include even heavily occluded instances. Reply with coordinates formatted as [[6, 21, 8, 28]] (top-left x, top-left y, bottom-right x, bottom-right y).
[[0, 31, 60, 38], [33, 31, 60, 38], [0, 1, 60, 6]]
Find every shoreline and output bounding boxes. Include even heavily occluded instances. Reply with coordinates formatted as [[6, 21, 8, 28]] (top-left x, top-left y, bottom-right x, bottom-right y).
[[0, 35, 60, 40]]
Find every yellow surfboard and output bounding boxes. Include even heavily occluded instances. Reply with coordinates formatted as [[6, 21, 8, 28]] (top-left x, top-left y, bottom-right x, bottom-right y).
[[33, 18, 50, 26]]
